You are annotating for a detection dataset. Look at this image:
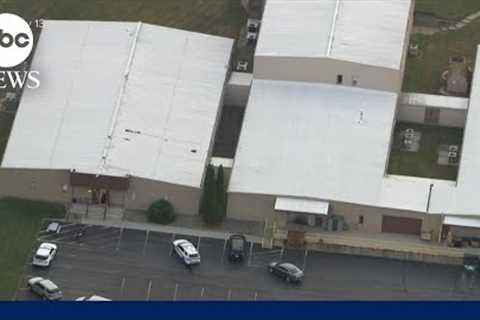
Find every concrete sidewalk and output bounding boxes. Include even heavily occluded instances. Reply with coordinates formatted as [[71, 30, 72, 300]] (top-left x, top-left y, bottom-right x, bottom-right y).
[[81, 217, 264, 245]]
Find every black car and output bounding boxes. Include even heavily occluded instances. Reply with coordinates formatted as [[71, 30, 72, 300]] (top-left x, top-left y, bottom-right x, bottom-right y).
[[227, 234, 247, 262], [268, 262, 304, 283]]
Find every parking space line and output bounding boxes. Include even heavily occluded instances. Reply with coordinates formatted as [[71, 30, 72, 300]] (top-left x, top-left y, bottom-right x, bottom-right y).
[[116, 228, 124, 251], [248, 241, 253, 266], [143, 230, 150, 256], [173, 284, 179, 301], [197, 236, 201, 250], [146, 280, 153, 301], [220, 238, 228, 264], [120, 277, 126, 297], [169, 235, 175, 256], [302, 249, 308, 271]]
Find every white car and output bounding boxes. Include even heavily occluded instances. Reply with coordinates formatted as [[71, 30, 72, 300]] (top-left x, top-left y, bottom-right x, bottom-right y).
[[32, 243, 57, 267], [172, 239, 200, 265], [76, 295, 111, 301], [28, 277, 63, 300]]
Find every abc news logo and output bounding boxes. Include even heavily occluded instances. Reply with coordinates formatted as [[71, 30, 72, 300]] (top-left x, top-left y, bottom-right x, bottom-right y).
[[0, 13, 39, 89], [0, 28, 30, 49]]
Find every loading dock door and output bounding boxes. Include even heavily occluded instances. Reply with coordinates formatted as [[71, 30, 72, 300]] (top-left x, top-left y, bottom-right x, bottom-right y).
[[381, 216, 422, 235]]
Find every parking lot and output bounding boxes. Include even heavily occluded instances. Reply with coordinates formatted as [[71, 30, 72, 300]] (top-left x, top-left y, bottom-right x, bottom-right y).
[[14, 221, 480, 300]]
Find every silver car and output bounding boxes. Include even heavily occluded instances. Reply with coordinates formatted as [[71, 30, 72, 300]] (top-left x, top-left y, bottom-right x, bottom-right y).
[[172, 239, 201, 265], [32, 243, 57, 267], [76, 295, 111, 301], [28, 277, 63, 300]]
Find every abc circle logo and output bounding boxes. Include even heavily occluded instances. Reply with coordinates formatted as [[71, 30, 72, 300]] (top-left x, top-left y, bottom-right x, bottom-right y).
[[0, 13, 33, 68]]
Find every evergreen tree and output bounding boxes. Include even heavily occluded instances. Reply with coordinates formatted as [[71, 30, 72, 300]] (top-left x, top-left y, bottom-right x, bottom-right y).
[[200, 165, 221, 224], [200, 164, 227, 224], [200, 164, 215, 217], [216, 165, 226, 216]]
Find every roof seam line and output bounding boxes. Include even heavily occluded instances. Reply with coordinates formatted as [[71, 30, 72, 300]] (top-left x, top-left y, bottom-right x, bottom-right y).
[[98, 21, 142, 175], [326, 0, 341, 57]]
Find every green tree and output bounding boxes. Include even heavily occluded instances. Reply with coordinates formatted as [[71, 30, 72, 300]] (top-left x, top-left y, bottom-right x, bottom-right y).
[[146, 199, 175, 224], [200, 164, 223, 224], [216, 165, 227, 216]]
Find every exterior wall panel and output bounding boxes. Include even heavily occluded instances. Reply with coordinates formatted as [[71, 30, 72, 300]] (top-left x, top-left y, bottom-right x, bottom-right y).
[[397, 104, 467, 127], [0, 168, 201, 215], [0, 168, 70, 203], [227, 192, 276, 222], [125, 177, 201, 215], [227, 192, 443, 237], [254, 56, 402, 93]]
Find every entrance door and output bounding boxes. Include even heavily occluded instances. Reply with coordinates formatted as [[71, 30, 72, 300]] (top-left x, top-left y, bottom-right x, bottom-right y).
[[382, 216, 422, 235]]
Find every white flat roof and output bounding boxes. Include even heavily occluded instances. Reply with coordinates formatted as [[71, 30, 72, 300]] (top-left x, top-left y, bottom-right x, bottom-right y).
[[275, 197, 329, 216], [450, 46, 480, 215], [444, 216, 480, 229], [228, 80, 468, 214], [256, 0, 412, 70], [400, 93, 469, 110], [229, 79, 401, 208], [2, 20, 233, 188]]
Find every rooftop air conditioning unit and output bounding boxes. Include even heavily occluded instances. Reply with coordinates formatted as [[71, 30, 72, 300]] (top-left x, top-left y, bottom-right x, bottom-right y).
[[236, 60, 248, 72], [247, 32, 258, 42], [448, 151, 458, 158], [247, 18, 261, 33], [449, 145, 459, 152]]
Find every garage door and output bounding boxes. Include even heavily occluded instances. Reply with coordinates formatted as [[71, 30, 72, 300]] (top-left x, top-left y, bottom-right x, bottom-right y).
[[381, 216, 422, 235]]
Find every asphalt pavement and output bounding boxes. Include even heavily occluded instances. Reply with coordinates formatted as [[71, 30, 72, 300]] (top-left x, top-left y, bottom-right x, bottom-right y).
[[14, 221, 480, 300]]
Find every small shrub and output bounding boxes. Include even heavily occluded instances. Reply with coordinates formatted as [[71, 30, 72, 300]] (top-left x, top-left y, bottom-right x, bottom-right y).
[[147, 199, 175, 224]]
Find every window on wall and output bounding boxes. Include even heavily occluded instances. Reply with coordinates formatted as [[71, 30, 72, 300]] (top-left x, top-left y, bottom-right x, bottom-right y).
[[359, 215, 364, 225], [337, 74, 343, 85]]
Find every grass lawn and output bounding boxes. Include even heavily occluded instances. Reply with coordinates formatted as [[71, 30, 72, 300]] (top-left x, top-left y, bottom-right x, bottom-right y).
[[403, 18, 480, 94], [416, 0, 480, 20], [0, 198, 65, 300], [3, 0, 246, 38], [388, 122, 464, 181]]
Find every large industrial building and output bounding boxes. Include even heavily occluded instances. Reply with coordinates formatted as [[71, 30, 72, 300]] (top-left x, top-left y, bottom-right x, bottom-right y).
[[0, 20, 233, 216], [3, 0, 480, 248], [228, 0, 480, 245]]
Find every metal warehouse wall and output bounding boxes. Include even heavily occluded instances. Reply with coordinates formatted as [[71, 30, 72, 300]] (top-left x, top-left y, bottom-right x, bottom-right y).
[[124, 177, 201, 215], [227, 192, 442, 236], [253, 56, 403, 93], [397, 104, 467, 128], [0, 168, 70, 203]]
